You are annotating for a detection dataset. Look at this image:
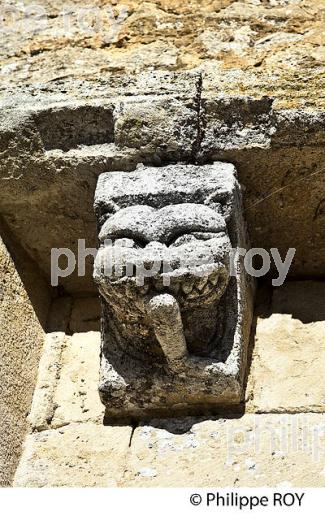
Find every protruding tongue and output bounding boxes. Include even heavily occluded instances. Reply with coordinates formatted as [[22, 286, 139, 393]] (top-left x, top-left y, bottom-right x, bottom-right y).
[[147, 293, 188, 364]]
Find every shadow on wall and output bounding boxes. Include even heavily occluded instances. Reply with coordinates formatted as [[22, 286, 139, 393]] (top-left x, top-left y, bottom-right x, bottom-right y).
[[0, 218, 51, 486], [1, 214, 101, 334], [46, 294, 101, 335], [0, 216, 51, 329], [254, 278, 325, 323], [0, 216, 101, 486], [271, 281, 325, 323]]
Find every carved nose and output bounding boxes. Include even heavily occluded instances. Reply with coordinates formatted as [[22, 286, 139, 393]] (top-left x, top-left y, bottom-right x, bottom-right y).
[[146, 293, 188, 363]]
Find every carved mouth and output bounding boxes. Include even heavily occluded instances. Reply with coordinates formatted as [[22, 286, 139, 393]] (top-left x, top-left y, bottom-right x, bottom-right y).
[[94, 202, 232, 308], [133, 267, 229, 306], [94, 233, 231, 308]]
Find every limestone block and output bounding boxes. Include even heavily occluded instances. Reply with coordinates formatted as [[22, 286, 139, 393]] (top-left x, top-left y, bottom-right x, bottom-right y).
[[113, 93, 199, 161], [94, 163, 254, 417], [247, 282, 325, 413], [122, 414, 325, 487], [28, 332, 105, 431], [27, 332, 66, 432], [51, 332, 104, 428], [14, 424, 132, 487]]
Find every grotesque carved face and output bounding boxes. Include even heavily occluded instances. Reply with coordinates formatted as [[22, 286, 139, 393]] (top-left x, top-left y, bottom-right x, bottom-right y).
[[95, 202, 232, 312], [94, 200, 233, 360], [94, 164, 252, 416]]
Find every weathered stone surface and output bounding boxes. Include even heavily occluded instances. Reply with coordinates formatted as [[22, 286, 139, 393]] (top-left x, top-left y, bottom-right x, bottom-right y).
[[13, 281, 325, 486], [0, 234, 50, 486], [122, 414, 325, 487], [69, 297, 100, 333], [247, 281, 325, 413], [0, 69, 324, 295], [1, 0, 324, 489], [28, 331, 104, 431], [114, 93, 199, 161], [94, 163, 253, 416], [13, 423, 132, 487], [215, 146, 325, 279], [1, 1, 323, 110], [27, 332, 66, 432], [0, 2, 324, 296], [0, 72, 201, 294], [14, 413, 325, 487], [51, 332, 104, 428]]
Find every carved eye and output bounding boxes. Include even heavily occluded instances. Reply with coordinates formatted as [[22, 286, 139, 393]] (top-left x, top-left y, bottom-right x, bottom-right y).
[[130, 238, 148, 249], [169, 234, 198, 247], [109, 237, 148, 249], [170, 232, 219, 247]]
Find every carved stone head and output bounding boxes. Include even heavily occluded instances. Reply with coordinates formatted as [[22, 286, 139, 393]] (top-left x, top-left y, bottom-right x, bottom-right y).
[[94, 163, 253, 417]]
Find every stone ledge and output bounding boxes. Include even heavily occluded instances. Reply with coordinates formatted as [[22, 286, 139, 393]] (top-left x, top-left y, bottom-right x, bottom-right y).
[[247, 282, 325, 413], [122, 413, 325, 487], [13, 423, 132, 487], [14, 414, 325, 487], [28, 331, 104, 431], [1, 69, 324, 294]]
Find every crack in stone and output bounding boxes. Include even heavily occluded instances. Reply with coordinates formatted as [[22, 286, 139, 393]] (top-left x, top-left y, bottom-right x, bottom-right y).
[[128, 421, 138, 448]]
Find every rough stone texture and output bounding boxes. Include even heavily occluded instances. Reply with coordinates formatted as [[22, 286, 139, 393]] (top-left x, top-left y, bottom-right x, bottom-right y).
[[14, 282, 325, 486], [69, 297, 101, 333], [1, 0, 324, 488], [247, 281, 325, 413], [28, 331, 104, 431], [94, 163, 253, 416], [0, 72, 201, 294], [27, 332, 66, 432], [0, 1, 324, 294], [51, 332, 105, 428], [199, 100, 325, 280], [1, 1, 324, 110], [0, 234, 51, 486], [0, 68, 324, 293], [122, 413, 325, 487], [15, 413, 325, 487], [13, 423, 132, 487], [14, 328, 131, 487]]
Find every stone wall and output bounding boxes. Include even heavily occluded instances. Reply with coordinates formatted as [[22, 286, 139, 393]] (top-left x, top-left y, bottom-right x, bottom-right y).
[[0, 0, 324, 295], [1, 0, 324, 110], [0, 230, 51, 486], [0, 0, 324, 488], [13, 282, 325, 487], [0, 72, 324, 294]]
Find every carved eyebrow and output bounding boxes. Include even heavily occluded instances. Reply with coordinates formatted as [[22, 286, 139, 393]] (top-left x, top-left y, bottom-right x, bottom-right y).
[[98, 203, 226, 244], [159, 204, 225, 243], [98, 205, 155, 243]]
